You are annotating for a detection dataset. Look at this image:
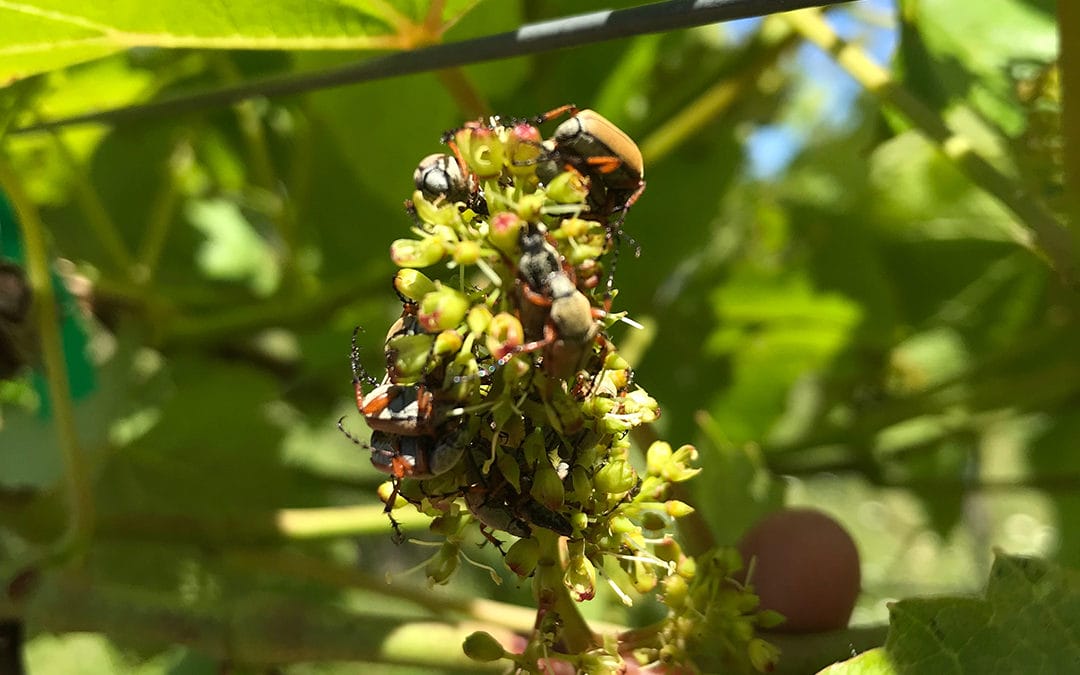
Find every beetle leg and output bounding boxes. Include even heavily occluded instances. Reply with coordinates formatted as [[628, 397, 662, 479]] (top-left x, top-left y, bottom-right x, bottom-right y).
[[520, 280, 553, 308], [535, 103, 580, 126], [584, 155, 623, 174]]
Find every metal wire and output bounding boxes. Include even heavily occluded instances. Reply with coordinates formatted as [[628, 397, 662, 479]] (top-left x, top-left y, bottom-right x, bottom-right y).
[[11, 0, 855, 134]]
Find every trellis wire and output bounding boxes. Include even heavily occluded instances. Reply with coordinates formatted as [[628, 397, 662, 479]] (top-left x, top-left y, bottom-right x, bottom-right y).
[[13, 0, 855, 134]]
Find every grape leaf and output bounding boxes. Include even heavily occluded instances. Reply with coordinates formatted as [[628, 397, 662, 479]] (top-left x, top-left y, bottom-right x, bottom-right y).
[[885, 553, 1080, 673], [0, 0, 480, 84]]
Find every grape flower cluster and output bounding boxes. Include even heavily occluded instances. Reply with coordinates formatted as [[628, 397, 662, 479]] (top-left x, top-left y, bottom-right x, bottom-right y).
[[343, 109, 776, 673]]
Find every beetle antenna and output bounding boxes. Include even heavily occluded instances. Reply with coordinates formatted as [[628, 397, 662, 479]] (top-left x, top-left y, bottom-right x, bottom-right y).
[[337, 416, 371, 449], [350, 326, 378, 388]]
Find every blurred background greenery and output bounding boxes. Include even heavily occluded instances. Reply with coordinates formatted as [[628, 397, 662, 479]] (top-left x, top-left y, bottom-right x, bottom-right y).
[[0, 0, 1074, 672]]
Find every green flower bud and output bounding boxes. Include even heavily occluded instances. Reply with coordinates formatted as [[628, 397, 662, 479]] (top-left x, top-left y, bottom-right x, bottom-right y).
[[646, 442, 673, 478], [594, 460, 637, 495], [459, 126, 505, 179], [530, 461, 565, 511], [419, 286, 469, 332], [486, 312, 523, 359], [565, 552, 596, 602], [609, 515, 637, 535], [546, 172, 589, 204], [602, 352, 630, 372], [747, 638, 780, 673], [463, 631, 507, 663], [570, 511, 589, 532], [442, 352, 478, 401], [391, 237, 445, 268], [377, 481, 407, 509], [386, 332, 435, 382], [676, 555, 696, 580], [661, 573, 689, 610], [665, 500, 695, 519], [567, 245, 605, 266], [432, 330, 463, 359], [466, 305, 492, 335], [757, 609, 786, 630], [425, 542, 460, 585], [496, 450, 522, 492], [522, 429, 546, 466], [394, 268, 437, 302], [653, 537, 683, 565], [581, 395, 617, 418], [505, 122, 542, 176], [515, 193, 545, 221], [505, 537, 539, 578], [452, 239, 482, 265], [632, 559, 658, 594], [601, 557, 637, 606], [488, 212, 523, 254], [662, 444, 702, 484], [412, 190, 463, 227], [570, 465, 592, 504]]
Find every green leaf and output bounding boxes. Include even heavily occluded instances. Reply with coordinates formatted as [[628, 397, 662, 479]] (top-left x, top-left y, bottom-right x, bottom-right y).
[[818, 647, 895, 675], [898, 0, 1057, 133], [0, 0, 475, 84], [885, 554, 1080, 673]]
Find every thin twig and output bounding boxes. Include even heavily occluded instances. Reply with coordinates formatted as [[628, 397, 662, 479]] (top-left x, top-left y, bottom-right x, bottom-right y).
[[11, 0, 856, 135], [0, 159, 94, 558]]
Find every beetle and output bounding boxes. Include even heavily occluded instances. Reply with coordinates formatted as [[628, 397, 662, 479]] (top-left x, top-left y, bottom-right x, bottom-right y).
[[413, 152, 488, 215], [462, 446, 574, 547], [512, 230, 607, 381], [535, 106, 645, 222]]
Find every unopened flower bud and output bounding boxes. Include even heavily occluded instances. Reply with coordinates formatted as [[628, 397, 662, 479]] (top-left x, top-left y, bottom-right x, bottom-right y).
[[391, 236, 445, 268], [632, 559, 658, 593], [661, 573, 689, 610], [747, 637, 780, 673], [450, 239, 481, 265], [419, 286, 469, 332], [546, 173, 589, 204], [515, 193, 544, 221], [565, 552, 596, 602], [394, 268, 437, 301], [530, 461, 565, 511], [466, 305, 493, 335], [595, 460, 637, 495], [432, 330, 463, 359], [386, 333, 435, 381], [505, 537, 539, 577], [463, 631, 507, 663], [646, 442, 673, 478], [488, 212, 523, 254], [486, 312, 524, 359], [665, 500, 695, 519]]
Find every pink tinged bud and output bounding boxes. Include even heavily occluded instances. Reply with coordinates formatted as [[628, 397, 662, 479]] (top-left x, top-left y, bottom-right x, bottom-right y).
[[419, 286, 469, 332], [486, 312, 524, 359], [391, 236, 446, 268]]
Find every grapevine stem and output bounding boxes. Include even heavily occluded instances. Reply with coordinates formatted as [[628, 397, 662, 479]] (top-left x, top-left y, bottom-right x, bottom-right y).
[[0, 158, 95, 559]]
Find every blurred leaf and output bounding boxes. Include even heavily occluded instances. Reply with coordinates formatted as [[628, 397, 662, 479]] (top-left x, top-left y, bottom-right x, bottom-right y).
[[693, 411, 784, 545], [897, 0, 1056, 133], [186, 198, 280, 296], [885, 554, 1080, 672], [0, 0, 480, 84], [818, 647, 895, 675], [706, 274, 862, 443]]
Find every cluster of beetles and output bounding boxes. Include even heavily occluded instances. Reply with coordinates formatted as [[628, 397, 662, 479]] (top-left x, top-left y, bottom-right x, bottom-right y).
[[340, 105, 699, 606]]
